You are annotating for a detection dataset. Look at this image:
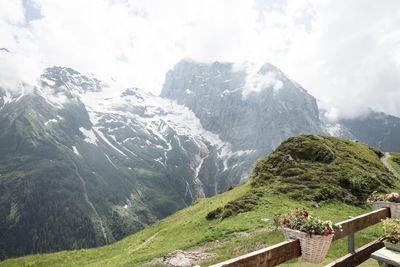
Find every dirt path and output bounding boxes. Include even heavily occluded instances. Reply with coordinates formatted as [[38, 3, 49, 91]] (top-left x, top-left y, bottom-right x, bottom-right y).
[[129, 231, 160, 254], [381, 152, 400, 178], [71, 160, 108, 243]]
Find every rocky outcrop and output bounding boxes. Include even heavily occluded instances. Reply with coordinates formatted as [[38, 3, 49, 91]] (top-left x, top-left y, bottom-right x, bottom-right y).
[[162, 250, 218, 266]]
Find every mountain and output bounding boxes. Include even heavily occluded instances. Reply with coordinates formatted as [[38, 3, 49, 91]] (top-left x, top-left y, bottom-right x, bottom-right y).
[[1, 58, 400, 261], [1, 60, 337, 260], [2, 135, 399, 266], [0, 66, 249, 259], [161, 60, 324, 156], [162, 60, 400, 156], [338, 110, 400, 152]]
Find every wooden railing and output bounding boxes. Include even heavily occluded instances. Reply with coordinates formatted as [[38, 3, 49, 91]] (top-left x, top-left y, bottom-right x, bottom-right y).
[[210, 208, 390, 267]]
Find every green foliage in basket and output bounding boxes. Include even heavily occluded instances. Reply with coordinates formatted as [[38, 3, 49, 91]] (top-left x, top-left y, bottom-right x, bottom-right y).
[[383, 218, 400, 244], [273, 213, 282, 231]]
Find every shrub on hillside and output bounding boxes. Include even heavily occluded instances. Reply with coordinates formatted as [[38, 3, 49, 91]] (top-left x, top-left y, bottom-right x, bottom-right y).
[[206, 207, 223, 220], [205, 190, 264, 220]]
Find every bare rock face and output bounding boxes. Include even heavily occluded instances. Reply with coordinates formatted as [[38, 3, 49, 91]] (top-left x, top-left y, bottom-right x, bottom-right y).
[[161, 59, 324, 159], [162, 250, 218, 266]]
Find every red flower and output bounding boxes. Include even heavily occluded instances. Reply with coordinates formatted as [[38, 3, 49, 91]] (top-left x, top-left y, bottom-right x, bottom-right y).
[[324, 229, 329, 236], [312, 230, 315, 234]]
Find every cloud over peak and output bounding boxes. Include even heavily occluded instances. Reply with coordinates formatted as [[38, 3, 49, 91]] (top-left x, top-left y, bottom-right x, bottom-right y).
[[0, 0, 399, 119]]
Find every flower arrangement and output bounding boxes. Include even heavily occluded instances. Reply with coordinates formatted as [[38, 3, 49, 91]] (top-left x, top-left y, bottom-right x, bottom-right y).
[[368, 191, 400, 219], [279, 208, 341, 237], [367, 191, 400, 203], [276, 208, 341, 263]]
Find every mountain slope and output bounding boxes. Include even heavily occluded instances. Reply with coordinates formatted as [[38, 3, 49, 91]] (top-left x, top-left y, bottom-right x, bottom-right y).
[[0, 67, 249, 260], [1, 59, 399, 261], [339, 110, 400, 152], [2, 135, 398, 266]]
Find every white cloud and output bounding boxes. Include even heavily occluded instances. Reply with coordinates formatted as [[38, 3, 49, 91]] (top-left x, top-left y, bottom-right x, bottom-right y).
[[0, 0, 44, 91], [238, 62, 283, 98], [0, 0, 399, 118], [280, 0, 400, 119], [0, 51, 44, 92]]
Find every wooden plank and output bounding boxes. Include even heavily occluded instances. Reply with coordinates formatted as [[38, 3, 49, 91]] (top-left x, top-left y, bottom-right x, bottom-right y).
[[210, 239, 301, 267], [325, 237, 385, 267], [333, 208, 389, 241], [371, 248, 400, 267], [370, 248, 400, 267]]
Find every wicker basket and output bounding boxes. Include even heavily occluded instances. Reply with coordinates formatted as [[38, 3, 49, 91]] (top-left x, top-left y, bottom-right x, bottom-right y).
[[372, 201, 400, 219], [283, 228, 333, 264]]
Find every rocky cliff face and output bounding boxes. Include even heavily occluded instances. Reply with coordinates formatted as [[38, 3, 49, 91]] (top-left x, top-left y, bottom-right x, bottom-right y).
[[161, 60, 324, 158]]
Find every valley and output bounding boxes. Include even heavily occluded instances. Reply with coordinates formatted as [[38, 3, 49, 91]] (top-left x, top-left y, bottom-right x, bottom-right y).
[[2, 135, 399, 266], [0, 60, 400, 262]]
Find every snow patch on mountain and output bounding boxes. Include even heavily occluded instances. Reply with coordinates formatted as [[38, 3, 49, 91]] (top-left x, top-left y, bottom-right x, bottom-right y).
[[79, 127, 98, 145], [324, 122, 346, 136], [44, 115, 63, 126], [72, 146, 81, 156], [93, 127, 128, 157]]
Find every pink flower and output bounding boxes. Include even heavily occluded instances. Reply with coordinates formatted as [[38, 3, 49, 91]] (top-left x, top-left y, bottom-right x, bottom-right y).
[[393, 193, 399, 198]]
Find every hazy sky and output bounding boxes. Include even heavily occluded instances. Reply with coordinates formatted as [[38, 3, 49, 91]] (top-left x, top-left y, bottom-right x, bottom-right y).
[[1, 0, 399, 120]]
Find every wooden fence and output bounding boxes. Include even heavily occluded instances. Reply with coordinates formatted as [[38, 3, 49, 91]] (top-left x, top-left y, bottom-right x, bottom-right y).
[[210, 208, 390, 267]]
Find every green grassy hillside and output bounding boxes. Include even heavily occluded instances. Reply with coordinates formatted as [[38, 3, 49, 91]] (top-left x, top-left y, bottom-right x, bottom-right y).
[[1, 135, 399, 266], [251, 135, 394, 204]]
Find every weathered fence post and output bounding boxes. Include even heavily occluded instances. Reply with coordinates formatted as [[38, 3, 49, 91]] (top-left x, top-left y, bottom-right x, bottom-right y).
[[348, 216, 355, 253]]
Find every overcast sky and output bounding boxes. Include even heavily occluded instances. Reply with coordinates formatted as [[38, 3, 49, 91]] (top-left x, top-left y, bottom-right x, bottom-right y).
[[1, 0, 399, 120]]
